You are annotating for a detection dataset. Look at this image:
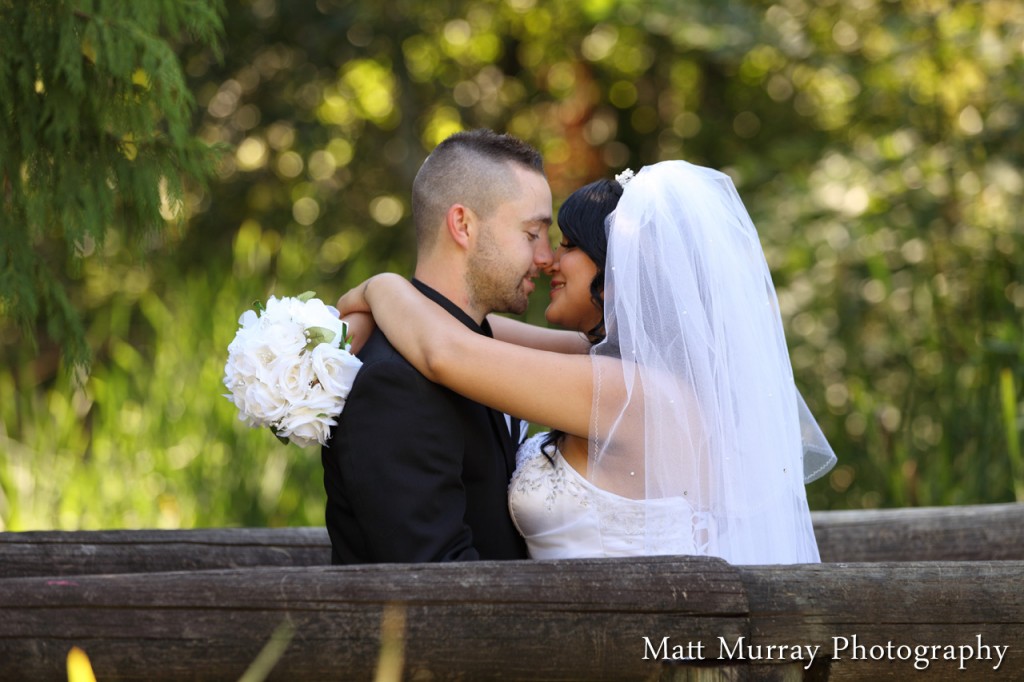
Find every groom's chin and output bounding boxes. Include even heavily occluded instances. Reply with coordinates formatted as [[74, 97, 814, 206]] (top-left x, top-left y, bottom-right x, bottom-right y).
[[509, 290, 532, 316]]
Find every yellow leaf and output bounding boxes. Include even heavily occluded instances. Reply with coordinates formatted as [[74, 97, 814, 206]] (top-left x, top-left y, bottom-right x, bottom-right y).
[[121, 133, 138, 161], [81, 39, 97, 64], [67, 646, 97, 682], [132, 69, 151, 89]]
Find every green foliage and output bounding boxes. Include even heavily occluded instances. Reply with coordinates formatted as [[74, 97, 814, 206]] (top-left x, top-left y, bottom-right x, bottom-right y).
[[1, 0, 1022, 530], [0, 233, 325, 529], [0, 0, 224, 369]]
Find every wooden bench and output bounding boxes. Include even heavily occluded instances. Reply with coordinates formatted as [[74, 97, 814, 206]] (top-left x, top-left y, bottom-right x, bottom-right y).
[[0, 503, 1021, 680], [3, 503, 1022, 579]]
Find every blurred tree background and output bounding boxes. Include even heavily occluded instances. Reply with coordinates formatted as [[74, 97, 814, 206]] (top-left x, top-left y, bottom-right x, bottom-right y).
[[1, 0, 1022, 531]]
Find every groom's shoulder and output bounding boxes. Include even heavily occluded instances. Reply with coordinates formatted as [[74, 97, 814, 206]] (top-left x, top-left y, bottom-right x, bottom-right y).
[[355, 328, 435, 387], [343, 329, 461, 423]]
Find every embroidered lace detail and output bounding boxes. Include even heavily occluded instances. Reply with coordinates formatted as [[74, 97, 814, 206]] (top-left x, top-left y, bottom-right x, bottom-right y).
[[509, 433, 708, 558], [509, 434, 590, 513]]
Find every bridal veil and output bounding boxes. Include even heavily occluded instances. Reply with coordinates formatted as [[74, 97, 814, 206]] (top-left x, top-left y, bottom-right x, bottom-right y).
[[589, 161, 835, 564]]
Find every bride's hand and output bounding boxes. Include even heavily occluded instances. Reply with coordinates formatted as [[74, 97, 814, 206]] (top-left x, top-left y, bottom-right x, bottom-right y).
[[338, 274, 393, 315], [341, 311, 375, 355], [337, 274, 406, 353], [336, 281, 371, 317], [337, 273, 406, 317]]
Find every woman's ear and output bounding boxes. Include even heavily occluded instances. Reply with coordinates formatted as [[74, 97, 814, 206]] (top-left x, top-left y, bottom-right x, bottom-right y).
[[445, 204, 475, 250]]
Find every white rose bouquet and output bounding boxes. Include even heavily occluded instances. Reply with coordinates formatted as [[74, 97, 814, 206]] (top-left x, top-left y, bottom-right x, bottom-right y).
[[223, 292, 363, 448]]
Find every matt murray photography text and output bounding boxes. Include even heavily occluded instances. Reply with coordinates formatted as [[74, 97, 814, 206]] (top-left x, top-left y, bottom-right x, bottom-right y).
[[642, 634, 1008, 671]]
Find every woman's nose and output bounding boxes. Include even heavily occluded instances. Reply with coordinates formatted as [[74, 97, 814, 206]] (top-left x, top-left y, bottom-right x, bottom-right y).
[[543, 252, 560, 275]]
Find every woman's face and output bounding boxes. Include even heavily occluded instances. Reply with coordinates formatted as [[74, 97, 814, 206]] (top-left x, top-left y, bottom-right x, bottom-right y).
[[544, 235, 602, 334]]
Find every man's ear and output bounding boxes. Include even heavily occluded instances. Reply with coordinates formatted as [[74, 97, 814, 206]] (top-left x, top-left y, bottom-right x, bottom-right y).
[[445, 204, 475, 250]]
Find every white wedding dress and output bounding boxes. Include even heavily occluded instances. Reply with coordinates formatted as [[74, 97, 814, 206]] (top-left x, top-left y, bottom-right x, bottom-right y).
[[508, 433, 712, 559]]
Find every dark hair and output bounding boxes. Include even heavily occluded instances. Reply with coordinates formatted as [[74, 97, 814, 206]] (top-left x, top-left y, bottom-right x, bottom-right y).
[[553, 178, 623, 343], [440, 128, 544, 172], [411, 129, 544, 252], [541, 177, 625, 458]]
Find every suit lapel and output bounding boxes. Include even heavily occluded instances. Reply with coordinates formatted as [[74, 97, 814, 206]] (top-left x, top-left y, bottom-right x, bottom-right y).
[[411, 279, 520, 479], [486, 410, 519, 479]]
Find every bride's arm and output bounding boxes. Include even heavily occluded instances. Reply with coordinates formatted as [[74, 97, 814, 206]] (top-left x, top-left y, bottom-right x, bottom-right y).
[[338, 274, 595, 438], [487, 315, 591, 354], [336, 299, 588, 354]]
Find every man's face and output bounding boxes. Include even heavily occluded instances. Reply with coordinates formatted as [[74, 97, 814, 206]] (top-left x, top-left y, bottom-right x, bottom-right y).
[[466, 166, 553, 316]]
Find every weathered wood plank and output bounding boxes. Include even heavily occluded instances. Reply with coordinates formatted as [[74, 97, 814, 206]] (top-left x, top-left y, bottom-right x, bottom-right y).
[[810, 503, 1024, 562], [0, 558, 1021, 680], [2, 504, 1021, 578], [0, 527, 331, 578], [737, 561, 1024, 681], [0, 556, 749, 681]]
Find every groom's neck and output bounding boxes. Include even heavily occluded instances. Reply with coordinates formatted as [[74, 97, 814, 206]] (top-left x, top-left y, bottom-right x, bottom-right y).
[[414, 260, 485, 325]]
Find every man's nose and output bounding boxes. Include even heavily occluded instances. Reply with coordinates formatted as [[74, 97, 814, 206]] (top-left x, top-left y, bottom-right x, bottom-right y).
[[542, 250, 559, 276], [534, 238, 554, 269]]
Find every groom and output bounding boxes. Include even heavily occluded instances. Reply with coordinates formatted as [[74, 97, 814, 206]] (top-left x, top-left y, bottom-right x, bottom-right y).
[[322, 129, 553, 563]]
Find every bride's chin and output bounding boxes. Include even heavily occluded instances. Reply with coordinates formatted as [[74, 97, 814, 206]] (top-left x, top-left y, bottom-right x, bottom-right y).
[[540, 309, 581, 333], [543, 306, 569, 329]]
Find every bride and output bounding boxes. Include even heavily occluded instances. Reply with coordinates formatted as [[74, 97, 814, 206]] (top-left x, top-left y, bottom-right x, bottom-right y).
[[338, 161, 835, 564]]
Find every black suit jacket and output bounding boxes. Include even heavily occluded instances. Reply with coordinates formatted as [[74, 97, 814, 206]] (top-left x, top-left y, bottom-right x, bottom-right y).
[[322, 280, 528, 563]]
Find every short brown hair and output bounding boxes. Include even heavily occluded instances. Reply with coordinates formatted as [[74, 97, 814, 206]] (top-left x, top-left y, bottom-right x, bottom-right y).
[[412, 129, 544, 252]]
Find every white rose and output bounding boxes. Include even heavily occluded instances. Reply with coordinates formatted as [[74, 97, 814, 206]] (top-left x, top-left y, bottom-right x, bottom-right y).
[[295, 298, 346, 347], [241, 380, 290, 425], [267, 353, 317, 404], [262, 295, 290, 319], [276, 405, 334, 447], [260, 320, 306, 360], [310, 344, 362, 399], [225, 338, 265, 415], [237, 308, 260, 330], [226, 311, 264, 361], [223, 343, 261, 389]]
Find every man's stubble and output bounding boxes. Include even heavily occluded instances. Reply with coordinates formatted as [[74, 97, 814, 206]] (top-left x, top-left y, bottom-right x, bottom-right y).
[[465, 223, 530, 317]]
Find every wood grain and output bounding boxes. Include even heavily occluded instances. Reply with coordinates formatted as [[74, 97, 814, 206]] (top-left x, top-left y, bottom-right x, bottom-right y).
[[2, 504, 1021, 578]]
